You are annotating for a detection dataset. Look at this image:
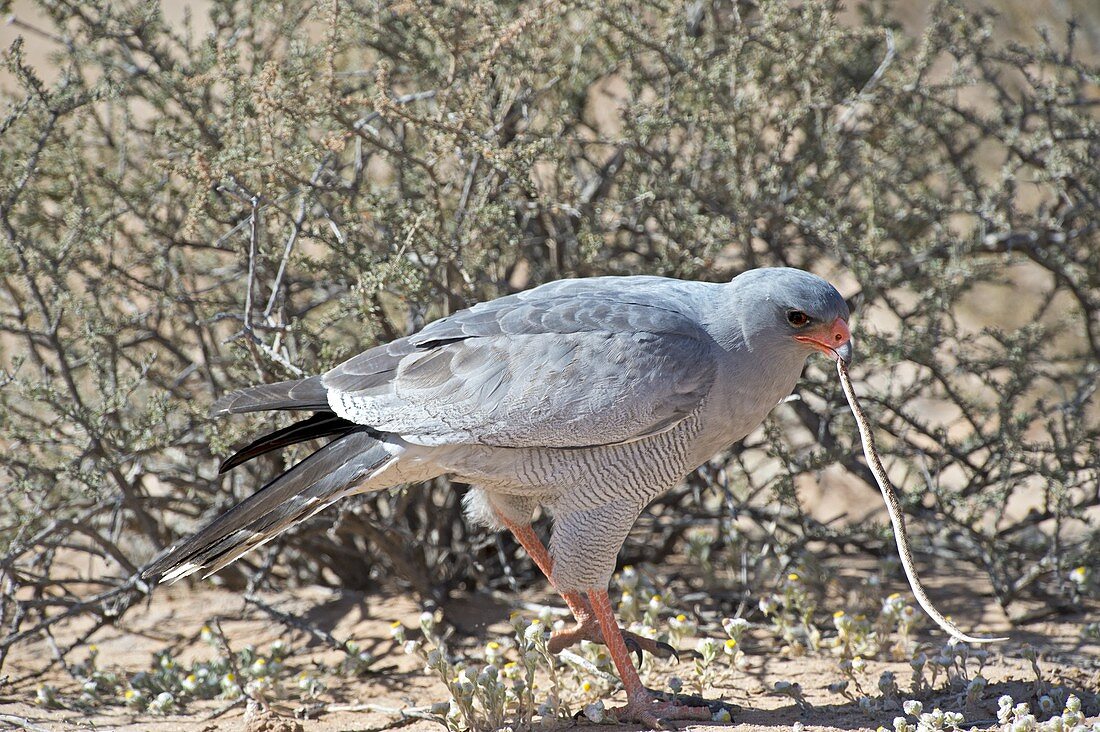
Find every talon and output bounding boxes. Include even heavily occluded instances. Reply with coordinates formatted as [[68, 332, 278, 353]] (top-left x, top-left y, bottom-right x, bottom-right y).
[[624, 635, 644, 667], [653, 640, 679, 662]]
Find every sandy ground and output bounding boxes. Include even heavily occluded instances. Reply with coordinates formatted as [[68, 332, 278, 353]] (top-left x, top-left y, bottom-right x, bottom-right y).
[[1, 579, 1097, 732]]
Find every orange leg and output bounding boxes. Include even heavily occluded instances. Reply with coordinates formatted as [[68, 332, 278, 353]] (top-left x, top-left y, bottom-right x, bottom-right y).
[[501, 516, 732, 727], [589, 589, 712, 728], [506, 521, 591, 620], [500, 517, 678, 659], [502, 517, 724, 727]]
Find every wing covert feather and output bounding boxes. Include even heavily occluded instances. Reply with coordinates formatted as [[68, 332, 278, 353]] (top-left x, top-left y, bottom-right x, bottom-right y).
[[323, 284, 718, 448]]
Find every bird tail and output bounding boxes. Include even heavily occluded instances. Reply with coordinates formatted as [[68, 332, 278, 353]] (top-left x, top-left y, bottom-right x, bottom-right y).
[[218, 411, 362, 473], [209, 376, 330, 416], [144, 430, 394, 584]]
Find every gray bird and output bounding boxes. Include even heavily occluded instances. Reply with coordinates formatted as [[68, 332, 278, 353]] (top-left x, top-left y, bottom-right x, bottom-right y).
[[146, 266, 852, 727]]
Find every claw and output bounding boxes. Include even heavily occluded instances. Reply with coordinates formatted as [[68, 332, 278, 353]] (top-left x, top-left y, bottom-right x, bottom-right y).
[[610, 692, 717, 728], [645, 687, 740, 714], [624, 635, 644, 667], [653, 640, 679, 662], [653, 716, 678, 731]]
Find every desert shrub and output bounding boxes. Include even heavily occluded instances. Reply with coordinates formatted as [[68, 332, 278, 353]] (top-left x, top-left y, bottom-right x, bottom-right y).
[[1, 0, 1097, 675]]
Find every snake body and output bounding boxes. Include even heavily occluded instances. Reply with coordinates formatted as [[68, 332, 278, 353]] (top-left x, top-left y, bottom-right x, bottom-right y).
[[837, 360, 1007, 644]]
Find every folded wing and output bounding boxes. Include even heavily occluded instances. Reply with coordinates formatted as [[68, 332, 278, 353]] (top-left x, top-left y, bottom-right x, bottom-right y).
[[323, 287, 718, 448]]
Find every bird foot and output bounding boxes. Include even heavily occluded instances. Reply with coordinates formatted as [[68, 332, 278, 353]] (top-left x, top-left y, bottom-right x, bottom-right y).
[[645, 687, 740, 714], [607, 691, 718, 729], [548, 623, 679, 666]]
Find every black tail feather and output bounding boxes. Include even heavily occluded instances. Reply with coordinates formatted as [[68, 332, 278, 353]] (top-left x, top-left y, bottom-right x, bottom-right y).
[[219, 412, 359, 474]]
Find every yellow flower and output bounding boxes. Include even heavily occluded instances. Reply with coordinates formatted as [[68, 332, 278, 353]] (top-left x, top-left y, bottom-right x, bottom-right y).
[[787, 573, 800, 582], [675, 614, 687, 622], [833, 610, 846, 618]]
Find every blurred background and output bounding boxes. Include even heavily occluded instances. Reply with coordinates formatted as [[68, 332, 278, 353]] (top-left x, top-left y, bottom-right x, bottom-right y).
[[0, 0, 1097, 727]]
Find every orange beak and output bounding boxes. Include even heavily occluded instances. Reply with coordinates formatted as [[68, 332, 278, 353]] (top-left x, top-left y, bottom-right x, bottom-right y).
[[795, 317, 852, 364]]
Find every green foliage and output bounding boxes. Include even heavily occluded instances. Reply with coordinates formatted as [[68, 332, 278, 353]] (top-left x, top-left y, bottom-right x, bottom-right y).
[[1, 0, 1097, 677]]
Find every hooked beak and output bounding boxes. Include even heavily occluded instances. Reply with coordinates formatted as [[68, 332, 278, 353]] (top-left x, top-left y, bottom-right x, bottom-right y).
[[795, 317, 853, 365]]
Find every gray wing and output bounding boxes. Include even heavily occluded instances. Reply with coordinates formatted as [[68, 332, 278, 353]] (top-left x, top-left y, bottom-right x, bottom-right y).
[[322, 284, 717, 448]]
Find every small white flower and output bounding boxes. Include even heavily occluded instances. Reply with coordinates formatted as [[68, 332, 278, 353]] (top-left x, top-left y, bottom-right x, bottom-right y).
[[35, 684, 57, 707], [943, 711, 965, 727], [903, 700, 923, 717], [620, 566, 638, 589], [524, 621, 547, 643], [484, 641, 504, 661], [149, 691, 175, 713], [722, 617, 749, 636]]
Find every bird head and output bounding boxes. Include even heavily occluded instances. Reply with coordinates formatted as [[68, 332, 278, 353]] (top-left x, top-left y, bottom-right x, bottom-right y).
[[729, 267, 853, 365]]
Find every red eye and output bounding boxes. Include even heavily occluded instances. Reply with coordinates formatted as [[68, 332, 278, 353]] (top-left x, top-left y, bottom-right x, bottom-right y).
[[787, 310, 810, 327]]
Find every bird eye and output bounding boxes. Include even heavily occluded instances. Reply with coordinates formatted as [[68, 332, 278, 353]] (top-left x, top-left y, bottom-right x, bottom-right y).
[[787, 310, 810, 327]]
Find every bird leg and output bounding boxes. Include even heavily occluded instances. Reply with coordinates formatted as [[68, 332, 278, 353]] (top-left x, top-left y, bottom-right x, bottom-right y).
[[502, 520, 677, 664], [588, 589, 713, 728]]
